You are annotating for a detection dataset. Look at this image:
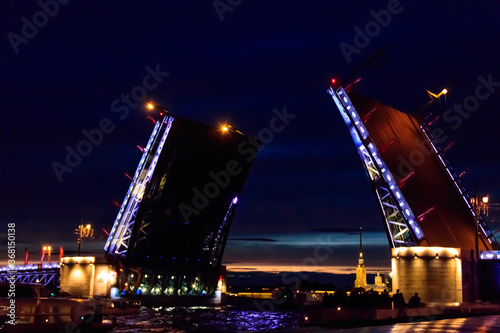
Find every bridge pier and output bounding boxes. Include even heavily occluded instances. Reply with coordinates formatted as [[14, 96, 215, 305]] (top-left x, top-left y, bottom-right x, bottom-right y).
[[391, 247, 468, 304]]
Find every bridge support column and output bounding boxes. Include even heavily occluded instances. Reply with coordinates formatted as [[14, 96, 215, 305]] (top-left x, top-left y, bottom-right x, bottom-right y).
[[391, 247, 465, 304]]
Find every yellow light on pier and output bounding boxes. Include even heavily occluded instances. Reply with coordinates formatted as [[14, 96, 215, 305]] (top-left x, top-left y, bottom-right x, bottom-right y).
[[147, 103, 154, 110]]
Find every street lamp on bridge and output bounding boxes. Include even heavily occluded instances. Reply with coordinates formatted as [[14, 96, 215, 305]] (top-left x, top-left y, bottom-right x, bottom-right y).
[[42, 245, 51, 263], [75, 223, 94, 256], [481, 195, 489, 215], [472, 195, 490, 261], [471, 194, 491, 301]]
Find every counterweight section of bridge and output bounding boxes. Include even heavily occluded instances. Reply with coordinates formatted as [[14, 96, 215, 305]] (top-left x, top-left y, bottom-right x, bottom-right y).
[[104, 114, 260, 296], [346, 91, 498, 251]]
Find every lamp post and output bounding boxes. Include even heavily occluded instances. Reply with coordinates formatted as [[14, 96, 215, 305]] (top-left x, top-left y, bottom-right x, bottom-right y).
[[471, 194, 490, 302], [473, 196, 478, 261], [482, 196, 489, 215], [472, 195, 490, 261], [76, 223, 94, 256], [145, 102, 169, 121], [42, 245, 52, 263]]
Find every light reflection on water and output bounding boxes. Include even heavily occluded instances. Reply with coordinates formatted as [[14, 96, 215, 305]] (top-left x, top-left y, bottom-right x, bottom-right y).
[[110, 306, 302, 332], [336, 316, 500, 333], [111, 308, 500, 333]]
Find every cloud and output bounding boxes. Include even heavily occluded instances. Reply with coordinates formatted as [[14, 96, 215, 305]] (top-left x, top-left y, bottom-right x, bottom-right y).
[[228, 238, 277, 242], [309, 227, 377, 235], [228, 267, 259, 271]]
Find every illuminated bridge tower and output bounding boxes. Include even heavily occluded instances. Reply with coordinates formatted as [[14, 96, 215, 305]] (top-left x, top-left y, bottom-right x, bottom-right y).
[[104, 108, 260, 297], [328, 82, 498, 251]]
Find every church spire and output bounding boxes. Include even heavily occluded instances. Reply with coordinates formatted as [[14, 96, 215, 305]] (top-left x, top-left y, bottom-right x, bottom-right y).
[[360, 227, 362, 253], [354, 226, 366, 288], [359, 227, 363, 262]]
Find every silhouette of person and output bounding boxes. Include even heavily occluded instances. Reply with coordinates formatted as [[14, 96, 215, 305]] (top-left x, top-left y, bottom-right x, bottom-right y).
[[393, 289, 405, 309], [408, 292, 421, 307]]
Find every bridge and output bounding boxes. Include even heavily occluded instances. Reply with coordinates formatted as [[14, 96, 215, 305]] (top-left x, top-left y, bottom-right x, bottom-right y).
[[328, 80, 499, 302], [328, 83, 498, 250], [1, 107, 260, 300], [0, 263, 60, 289], [103, 107, 260, 297], [3, 82, 499, 303]]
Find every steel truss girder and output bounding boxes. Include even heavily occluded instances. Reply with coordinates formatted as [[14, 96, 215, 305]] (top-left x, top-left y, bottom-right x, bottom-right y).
[[132, 172, 169, 251], [209, 198, 238, 266], [419, 121, 500, 249], [105, 116, 174, 256], [369, 161, 415, 248], [328, 86, 424, 248], [0, 269, 60, 287]]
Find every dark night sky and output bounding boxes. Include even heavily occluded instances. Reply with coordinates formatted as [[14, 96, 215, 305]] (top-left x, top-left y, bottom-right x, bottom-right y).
[[1, 1, 499, 278]]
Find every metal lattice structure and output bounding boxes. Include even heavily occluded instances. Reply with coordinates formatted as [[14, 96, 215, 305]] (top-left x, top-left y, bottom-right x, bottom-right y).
[[419, 120, 498, 247], [104, 110, 259, 296], [329, 86, 423, 247], [0, 264, 60, 289], [104, 116, 174, 256]]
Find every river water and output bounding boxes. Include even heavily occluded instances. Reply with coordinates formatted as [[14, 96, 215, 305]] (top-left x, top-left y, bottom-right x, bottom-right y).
[[109, 306, 500, 332], [110, 306, 302, 332]]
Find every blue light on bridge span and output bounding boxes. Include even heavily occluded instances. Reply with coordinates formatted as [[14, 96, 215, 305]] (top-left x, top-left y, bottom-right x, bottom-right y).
[[0, 263, 60, 272], [481, 251, 500, 260], [329, 85, 425, 243]]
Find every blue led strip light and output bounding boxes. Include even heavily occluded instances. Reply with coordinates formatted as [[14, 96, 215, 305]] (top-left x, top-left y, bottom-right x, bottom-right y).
[[481, 251, 500, 260], [0, 263, 60, 272], [328, 86, 424, 246], [420, 123, 499, 248], [209, 197, 238, 266], [105, 120, 163, 251], [105, 116, 174, 254]]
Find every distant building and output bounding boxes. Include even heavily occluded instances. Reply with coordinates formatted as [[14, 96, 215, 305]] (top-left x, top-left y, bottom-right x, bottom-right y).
[[354, 228, 388, 292], [354, 228, 367, 289], [365, 271, 388, 293]]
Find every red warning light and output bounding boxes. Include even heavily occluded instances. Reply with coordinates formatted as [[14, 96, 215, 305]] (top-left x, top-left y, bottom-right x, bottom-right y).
[[331, 78, 336, 84]]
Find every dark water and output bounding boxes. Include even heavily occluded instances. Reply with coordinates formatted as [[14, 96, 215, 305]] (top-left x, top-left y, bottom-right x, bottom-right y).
[[110, 307, 500, 333], [110, 306, 302, 332]]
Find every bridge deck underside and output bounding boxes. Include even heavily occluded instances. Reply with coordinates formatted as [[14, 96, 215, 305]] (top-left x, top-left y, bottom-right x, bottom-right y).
[[349, 92, 494, 251], [105, 114, 259, 296]]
